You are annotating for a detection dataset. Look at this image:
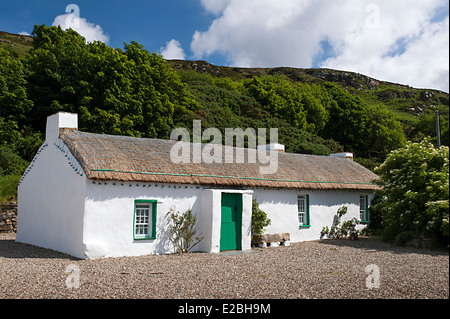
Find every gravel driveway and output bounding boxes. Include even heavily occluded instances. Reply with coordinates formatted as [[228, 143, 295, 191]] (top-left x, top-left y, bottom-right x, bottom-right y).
[[0, 233, 448, 299]]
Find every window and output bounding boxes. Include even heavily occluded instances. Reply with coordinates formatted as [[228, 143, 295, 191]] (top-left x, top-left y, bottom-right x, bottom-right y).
[[134, 200, 157, 240], [360, 195, 369, 224], [298, 194, 310, 228]]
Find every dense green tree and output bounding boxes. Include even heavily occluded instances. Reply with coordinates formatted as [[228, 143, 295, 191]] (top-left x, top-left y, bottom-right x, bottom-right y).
[[321, 83, 369, 156], [244, 75, 308, 130], [0, 48, 33, 121], [0, 47, 40, 183], [373, 139, 449, 246], [365, 105, 407, 157], [25, 24, 199, 138]]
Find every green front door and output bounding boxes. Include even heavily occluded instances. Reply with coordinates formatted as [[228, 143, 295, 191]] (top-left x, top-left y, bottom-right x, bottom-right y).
[[220, 193, 242, 251]]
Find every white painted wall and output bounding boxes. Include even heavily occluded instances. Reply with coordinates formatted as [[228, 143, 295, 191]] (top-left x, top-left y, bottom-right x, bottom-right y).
[[83, 184, 254, 258], [16, 139, 87, 259], [253, 189, 372, 242], [83, 181, 204, 258]]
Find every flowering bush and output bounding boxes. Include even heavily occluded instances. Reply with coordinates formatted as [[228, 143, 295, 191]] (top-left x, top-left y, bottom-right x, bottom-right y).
[[320, 226, 329, 238], [325, 205, 360, 240], [373, 138, 449, 246], [337, 206, 348, 218]]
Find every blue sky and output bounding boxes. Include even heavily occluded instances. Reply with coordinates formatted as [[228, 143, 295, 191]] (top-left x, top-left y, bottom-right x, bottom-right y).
[[0, 0, 449, 92], [0, 1, 214, 59]]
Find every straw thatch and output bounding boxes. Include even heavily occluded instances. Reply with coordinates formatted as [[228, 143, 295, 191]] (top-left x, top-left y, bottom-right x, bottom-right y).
[[59, 129, 379, 191]]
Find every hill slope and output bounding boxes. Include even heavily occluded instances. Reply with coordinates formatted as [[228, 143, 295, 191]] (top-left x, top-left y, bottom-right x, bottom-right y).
[[1, 29, 449, 168]]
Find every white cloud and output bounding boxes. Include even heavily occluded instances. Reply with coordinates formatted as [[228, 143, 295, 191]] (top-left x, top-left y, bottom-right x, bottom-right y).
[[52, 13, 109, 44], [160, 39, 186, 60], [18, 31, 30, 36], [191, 0, 449, 92], [200, 0, 231, 15]]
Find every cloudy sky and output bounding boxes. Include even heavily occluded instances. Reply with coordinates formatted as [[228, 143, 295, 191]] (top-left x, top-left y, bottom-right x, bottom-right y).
[[1, 0, 448, 92]]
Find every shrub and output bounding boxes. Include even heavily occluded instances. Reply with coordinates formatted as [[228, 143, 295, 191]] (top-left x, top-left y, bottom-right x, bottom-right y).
[[166, 208, 203, 254], [251, 198, 271, 236], [0, 174, 21, 204], [373, 138, 449, 246], [341, 218, 360, 240], [327, 206, 360, 240]]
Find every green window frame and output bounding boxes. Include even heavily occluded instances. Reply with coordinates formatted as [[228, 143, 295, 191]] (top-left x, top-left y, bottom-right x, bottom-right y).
[[359, 195, 369, 224], [298, 194, 310, 228], [133, 199, 157, 240]]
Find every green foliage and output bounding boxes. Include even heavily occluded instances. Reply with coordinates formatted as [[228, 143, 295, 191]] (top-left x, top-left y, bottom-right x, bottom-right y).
[[327, 206, 360, 240], [320, 226, 329, 238], [244, 75, 308, 130], [0, 174, 21, 204], [166, 208, 204, 254], [373, 139, 449, 246], [180, 71, 342, 155], [251, 198, 271, 236], [0, 48, 33, 122], [25, 25, 199, 138], [0, 145, 29, 176]]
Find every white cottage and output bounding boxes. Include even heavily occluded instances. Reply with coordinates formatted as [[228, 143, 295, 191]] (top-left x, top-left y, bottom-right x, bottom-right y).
[[16, 112, 378, 259]]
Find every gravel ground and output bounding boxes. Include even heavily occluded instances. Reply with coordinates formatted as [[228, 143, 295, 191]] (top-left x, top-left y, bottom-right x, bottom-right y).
[[0, 233, 448, 299]]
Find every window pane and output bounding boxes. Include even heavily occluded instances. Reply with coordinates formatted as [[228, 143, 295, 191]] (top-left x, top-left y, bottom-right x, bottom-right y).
[[298, 196, 305, 213], [360, 196, 365, 220], [298, 212, 304, 225], [135, 203, 153, 238]]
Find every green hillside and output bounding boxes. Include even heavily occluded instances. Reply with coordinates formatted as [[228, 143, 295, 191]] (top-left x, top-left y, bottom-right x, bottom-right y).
[[0, 31, 33, 58], [0, 26, 449, 201], [168, 59, 448, 141]]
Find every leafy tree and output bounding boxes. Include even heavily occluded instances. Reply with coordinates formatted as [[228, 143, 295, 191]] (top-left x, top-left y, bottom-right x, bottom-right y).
[[0, 49, 40, 181], [0, 48, 33, 122], [0, 145, 29, 176], [365, 105, 406, 158], [25, 24, 199, 138], [244, 75, 307, 130], [321, 83, 369, 156], [416, 109, 449, 147], [373, 139, 449, 246]]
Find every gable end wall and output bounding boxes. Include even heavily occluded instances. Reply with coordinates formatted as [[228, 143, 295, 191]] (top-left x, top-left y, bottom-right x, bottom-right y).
[[16, 138, 87, 258]]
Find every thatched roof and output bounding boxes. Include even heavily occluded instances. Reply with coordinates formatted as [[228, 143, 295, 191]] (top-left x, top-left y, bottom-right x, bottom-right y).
[[59, 129, 379, 191]]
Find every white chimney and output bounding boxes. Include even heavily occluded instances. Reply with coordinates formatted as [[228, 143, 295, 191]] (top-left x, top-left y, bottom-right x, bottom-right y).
[[330, 152, 353, 160], [46, 112, 78, 141], [257, 143, 285, 152]]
